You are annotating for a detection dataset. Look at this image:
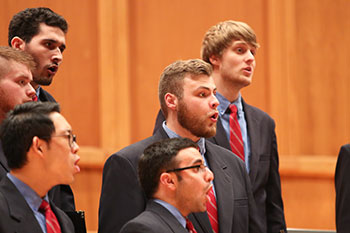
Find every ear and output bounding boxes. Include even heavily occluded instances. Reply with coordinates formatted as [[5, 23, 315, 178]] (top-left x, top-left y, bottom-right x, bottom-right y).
[[159, 172, 176, 191], [11, 36, 26, 50], [164, 93, 178, 111], [30, 136, 45, 158], [209, 54, 220, 67]]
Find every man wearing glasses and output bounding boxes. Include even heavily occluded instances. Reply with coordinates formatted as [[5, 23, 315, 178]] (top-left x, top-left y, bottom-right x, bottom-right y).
[[99, 59, 263, 233], [0, 101, 80, 233], [120, 138, 214, 233]]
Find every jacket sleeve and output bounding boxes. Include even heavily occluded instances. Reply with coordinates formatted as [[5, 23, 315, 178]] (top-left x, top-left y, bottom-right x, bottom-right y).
[[265, 124, 287, 233], [335, 144, 350, 233], [98, 154, 147, 233]]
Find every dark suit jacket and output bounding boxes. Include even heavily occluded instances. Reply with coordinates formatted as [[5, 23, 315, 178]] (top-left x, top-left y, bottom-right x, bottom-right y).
[[38, 87, 57, 102], [153, 99, 286, 233], [0, 176, 75, 233], [98, 127, 263, 233], [335, 144, 350, 233], [120, 200, 189, 233]]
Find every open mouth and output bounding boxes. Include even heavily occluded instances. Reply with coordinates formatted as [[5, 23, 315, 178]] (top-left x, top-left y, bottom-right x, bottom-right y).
[[244, 66, 252, 72], [210, 112, 219, 121], [48, 65, 58, 73]]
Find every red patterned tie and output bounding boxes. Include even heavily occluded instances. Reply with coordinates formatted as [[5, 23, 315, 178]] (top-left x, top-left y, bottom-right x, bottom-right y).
[[229, 104, 245, 161], [206, 187, 219, 233], [33, 94, 38, 101], [186, 217, 198, 233], [39, 200, 62, 233]]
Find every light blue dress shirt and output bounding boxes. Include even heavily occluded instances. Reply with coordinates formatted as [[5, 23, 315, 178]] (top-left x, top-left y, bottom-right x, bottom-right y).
[[7, 173, 49, 233], [216, 92, 251, 172]]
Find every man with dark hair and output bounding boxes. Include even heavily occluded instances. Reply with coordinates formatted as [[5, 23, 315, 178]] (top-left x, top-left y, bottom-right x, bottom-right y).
[[0, 101, 80, 233], [153, 20, 287, 233], [120, 138, 214, 233], [7, 8, 77, 214], [99, 59, 263, 233], [9, 7, 68, 102]]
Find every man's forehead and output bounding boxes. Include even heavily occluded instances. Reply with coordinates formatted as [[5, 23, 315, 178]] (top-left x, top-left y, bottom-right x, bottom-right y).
[[34, 23, 66, 42], [177, 147, 202, 162], [50, 112, 71, 132], [183, 74, 216, 89], [4, 60, 32, 80]]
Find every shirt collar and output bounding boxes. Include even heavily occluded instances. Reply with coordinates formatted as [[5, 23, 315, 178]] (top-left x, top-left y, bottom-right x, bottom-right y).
[[7, 173, 49, 211], [35, 86, 42, 98], [216, 91, 243, 117], [162, 121, 206, 155]]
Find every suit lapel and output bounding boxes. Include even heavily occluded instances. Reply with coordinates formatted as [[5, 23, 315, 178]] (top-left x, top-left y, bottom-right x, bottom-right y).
[[209, 117, 231, 151], [1, 177, 43, 232], [148, 201, 188, 233], [0, 142, 10, 174], [242, 100, 259, 186], [51, 204, 73, 233], [205, 142, 234, 233]]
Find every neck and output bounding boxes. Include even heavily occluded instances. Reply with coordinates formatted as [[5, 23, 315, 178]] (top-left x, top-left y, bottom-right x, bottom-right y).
[[10, 168, 51, 198], [212, 69, 240, 102]]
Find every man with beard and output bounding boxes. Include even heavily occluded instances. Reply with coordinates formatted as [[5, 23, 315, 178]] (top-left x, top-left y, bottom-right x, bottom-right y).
[[120, 138, 214, 233], [98, 59, 263, 233], [0, 46, 36, 178], [9, 7, 67, 102], [153, 20, 287, 233]]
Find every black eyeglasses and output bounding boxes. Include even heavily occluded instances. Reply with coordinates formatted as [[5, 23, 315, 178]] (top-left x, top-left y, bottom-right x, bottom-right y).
[[50, 132, 77, 148], [166, 164, 208, 173]]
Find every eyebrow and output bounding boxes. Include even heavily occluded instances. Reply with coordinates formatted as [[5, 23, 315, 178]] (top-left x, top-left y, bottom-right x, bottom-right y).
[[196, 86, 217, 92], [43, 39, 66, 50]]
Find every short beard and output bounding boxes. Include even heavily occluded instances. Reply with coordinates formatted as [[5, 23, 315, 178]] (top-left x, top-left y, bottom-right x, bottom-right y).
[[177, 100, 216, 138]]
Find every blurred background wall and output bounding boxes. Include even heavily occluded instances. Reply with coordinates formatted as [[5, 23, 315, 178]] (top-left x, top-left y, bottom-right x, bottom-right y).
[[1, 0, 349, 231]]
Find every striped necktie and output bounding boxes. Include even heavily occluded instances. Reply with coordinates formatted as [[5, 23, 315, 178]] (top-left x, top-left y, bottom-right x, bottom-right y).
[[39, 200, 62, 233], [229, 104, 245, 161]]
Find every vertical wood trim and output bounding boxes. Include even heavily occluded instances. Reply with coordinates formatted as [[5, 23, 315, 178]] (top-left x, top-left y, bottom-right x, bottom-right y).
[[98, 0, 131, 153]]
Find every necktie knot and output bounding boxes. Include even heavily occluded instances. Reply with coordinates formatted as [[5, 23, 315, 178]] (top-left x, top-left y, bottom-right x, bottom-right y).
[[229, 104, 238, 115], [39, 200, 50, 212]]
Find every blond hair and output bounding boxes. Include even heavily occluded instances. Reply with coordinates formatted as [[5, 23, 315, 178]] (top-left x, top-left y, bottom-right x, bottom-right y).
[[201, 20, 259, 64]]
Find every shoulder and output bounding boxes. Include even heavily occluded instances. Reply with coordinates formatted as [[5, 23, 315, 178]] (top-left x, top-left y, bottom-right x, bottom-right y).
[[120, 211, 167, 233], [242, 99, 274, 123], [104, 134, 165, 172], [39, 88, 57, 102]]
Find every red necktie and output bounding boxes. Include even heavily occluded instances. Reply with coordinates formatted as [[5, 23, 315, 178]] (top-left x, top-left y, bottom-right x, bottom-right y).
[[186, 217, 198, 233], [229, 104, 245, 161], [206, 187, 219, 233], [33, 94, 38, 101], [39, 200, 62, 233]]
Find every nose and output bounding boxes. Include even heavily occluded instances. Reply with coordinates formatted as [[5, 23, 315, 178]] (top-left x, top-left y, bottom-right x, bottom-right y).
[[72, 141, 80, 153], [245, 50, 255, 64], [205, 167, 214, 182], [26, 83, 36, 99], [210, 94, 220, 109], [52, 47, 63, 64]]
